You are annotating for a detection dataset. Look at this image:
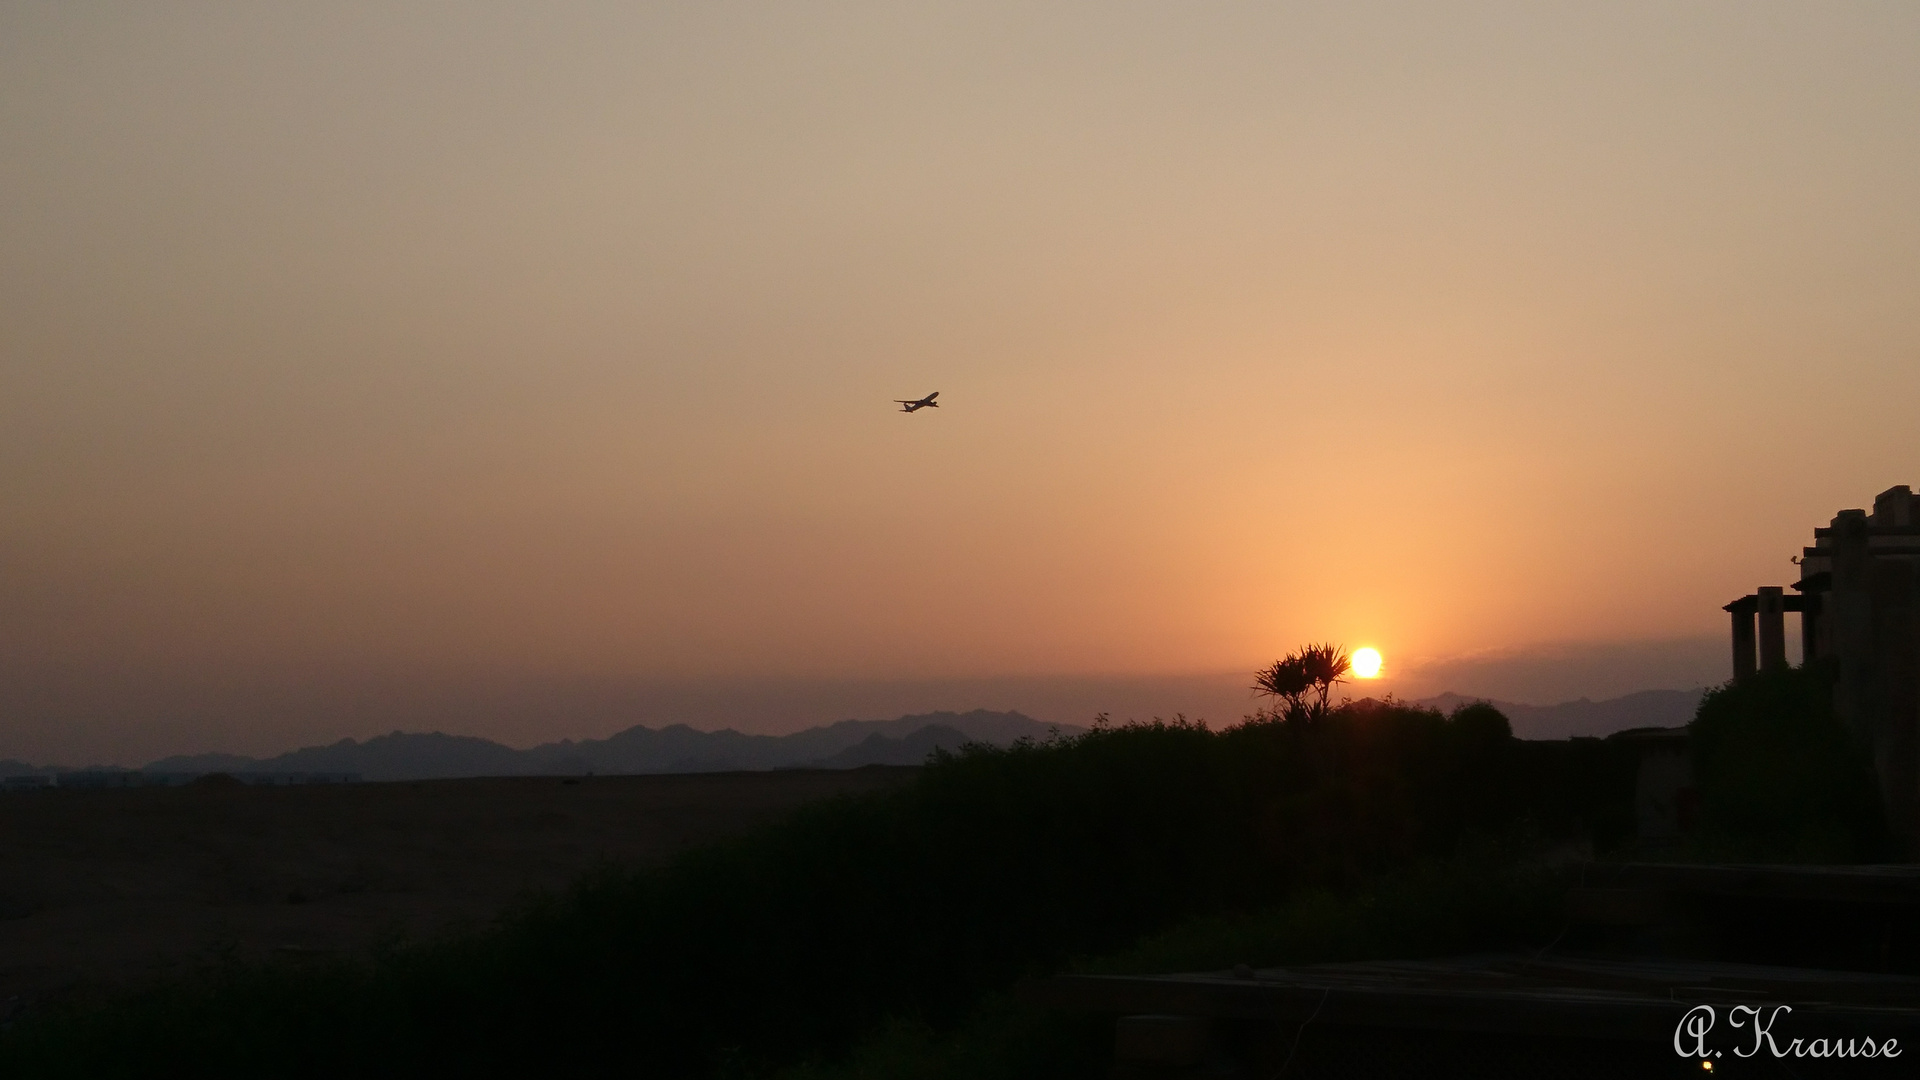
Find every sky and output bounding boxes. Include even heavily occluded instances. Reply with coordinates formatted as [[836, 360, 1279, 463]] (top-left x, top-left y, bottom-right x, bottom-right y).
[[3, 2, 1918, 764]]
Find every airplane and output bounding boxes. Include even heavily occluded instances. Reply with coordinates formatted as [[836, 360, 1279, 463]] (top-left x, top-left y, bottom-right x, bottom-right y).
[[895, 391, 939, 413]]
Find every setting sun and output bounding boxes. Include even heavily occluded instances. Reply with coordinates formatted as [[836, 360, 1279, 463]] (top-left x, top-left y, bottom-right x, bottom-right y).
[[1351, 648, 1383, 679]]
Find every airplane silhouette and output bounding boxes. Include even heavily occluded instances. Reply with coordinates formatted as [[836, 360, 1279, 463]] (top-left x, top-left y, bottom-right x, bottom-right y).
[[895, 391, 939, 413]]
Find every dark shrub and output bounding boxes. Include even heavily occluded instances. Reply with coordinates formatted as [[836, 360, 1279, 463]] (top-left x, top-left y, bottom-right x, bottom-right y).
[[1689, 663, 1886, 860]]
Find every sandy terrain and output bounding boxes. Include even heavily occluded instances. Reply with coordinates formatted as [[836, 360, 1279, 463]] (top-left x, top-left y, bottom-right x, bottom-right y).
[[0, 768, 916, 1010]]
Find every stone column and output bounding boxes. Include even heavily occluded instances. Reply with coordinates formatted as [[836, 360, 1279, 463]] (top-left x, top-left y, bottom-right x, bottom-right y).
[[1800, 593, 1823, 665], [1728, 600, 1757, 682], [1758, 586, 1787, 670], [1829, 506, 1918, 855], [1829, 510, 1875, 740]]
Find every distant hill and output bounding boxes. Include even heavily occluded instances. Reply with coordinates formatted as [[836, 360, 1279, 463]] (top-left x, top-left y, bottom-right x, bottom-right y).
[[141, 710, 1077, 782], [1413, 688, 1704, 740], [810, 724, 977, 768], [71, 693, 1704, 782], [148, 732, 533, 782]]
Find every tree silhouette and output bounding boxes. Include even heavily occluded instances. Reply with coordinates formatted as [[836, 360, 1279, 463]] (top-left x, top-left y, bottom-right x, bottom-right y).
[[1253, 656, 1312, 719], [1254, 643, 1351, 721]]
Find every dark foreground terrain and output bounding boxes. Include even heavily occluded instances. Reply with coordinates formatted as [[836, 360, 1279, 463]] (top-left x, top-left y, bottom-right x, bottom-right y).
[[0, 671, 1888, 1078], [0, 768, 915, 1009]]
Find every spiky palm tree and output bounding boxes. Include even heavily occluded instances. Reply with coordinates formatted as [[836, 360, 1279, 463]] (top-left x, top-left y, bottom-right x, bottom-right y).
[[1297, 643, 1351, 717], [1253, 655, 1313, 720], [1254, 643, 1351, 721]]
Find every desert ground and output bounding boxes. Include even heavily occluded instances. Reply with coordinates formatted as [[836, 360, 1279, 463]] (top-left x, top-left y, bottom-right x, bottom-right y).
[[0, 768, 916, 1012]]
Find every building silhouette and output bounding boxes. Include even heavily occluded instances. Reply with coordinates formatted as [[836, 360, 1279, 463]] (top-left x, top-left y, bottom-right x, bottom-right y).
[[1726, 484, 1920, 851]]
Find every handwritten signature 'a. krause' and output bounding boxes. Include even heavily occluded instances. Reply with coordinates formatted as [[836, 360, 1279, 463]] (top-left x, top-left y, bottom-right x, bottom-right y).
[[1676, 1004, 1904, 1061]]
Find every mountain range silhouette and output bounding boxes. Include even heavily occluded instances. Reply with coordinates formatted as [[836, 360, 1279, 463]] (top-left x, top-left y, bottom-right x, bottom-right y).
[[0, 689, 1704, 780], [132, 710, 1070, 781]]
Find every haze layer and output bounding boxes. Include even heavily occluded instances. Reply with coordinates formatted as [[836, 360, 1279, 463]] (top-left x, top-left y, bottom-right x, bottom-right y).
[[3, 3, 1916, 760]]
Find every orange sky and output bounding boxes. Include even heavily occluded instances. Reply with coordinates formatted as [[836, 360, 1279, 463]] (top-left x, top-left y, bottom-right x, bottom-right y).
[[3, 3, 1918, 761]]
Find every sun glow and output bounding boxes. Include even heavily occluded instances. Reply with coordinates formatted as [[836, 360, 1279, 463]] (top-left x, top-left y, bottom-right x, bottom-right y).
[[1351, 648, 1383, 679]]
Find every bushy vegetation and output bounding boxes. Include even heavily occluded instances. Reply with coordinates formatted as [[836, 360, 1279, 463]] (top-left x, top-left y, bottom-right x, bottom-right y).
[[1688, 662, 1887, 861], [781, 853, 1572, 1080], [0, 701, 1631, 1079], [1083, 846, 1570, 976]]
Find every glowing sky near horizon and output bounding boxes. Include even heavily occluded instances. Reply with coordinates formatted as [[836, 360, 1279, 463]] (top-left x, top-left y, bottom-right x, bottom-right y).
[[3, 3, 1919, 754]]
